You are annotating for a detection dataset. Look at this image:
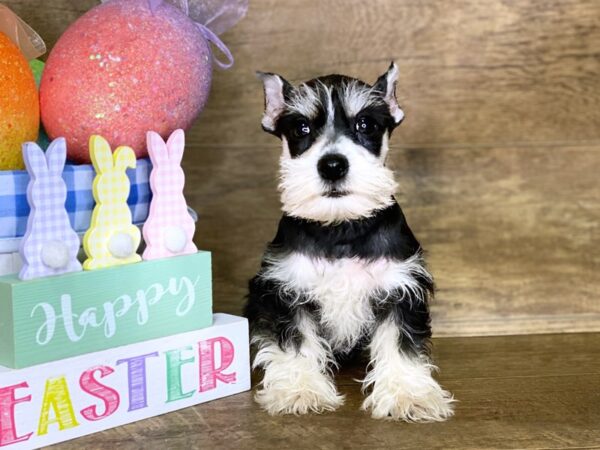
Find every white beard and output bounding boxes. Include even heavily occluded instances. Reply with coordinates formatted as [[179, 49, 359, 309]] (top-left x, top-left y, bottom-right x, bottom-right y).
[[278, 134, 397, 225]]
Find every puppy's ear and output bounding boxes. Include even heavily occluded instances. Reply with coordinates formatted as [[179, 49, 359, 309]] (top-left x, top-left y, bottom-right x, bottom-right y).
[[374, 62, 404, 125], [256, 71, 292, 133]]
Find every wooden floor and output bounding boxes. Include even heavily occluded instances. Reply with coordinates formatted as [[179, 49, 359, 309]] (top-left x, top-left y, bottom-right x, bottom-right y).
[[50, 332, 600, 450]]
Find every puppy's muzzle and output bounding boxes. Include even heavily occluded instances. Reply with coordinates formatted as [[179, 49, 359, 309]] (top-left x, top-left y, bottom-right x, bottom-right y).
[[318, 153, 349, 182]]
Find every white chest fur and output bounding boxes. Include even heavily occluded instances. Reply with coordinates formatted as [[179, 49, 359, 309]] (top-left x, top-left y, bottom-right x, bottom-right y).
[[262, 252, 429, 352]]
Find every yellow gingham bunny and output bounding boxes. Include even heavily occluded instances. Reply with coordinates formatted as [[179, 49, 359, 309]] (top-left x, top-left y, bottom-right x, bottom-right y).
[[83, 135, 141, 270]]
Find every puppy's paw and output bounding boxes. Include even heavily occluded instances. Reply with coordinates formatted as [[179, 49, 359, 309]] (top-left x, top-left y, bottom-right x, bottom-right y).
[[362, 378, 455, 422], [255, 371, 344, 415]]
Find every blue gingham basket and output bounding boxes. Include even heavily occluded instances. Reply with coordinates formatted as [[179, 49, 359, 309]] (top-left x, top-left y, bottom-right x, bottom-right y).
[[0, 158, 152, 242]]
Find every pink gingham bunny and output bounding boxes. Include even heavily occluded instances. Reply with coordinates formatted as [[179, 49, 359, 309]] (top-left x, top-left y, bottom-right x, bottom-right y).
[[19, 138, 82, 280], [142, 129, 197, 260]]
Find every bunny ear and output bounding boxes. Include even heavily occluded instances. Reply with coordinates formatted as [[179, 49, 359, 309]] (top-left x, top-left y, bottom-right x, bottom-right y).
[[45, 138, 67, 175], [113, 146, 137, 171], [166, 129, 185, 164], [146, 131, 169, 166], [89, 135, 115, 174], [22, 142, 47, 179]]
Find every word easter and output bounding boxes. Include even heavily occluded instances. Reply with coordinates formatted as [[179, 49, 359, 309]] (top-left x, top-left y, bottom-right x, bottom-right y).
[[0, 314, 250, 450]]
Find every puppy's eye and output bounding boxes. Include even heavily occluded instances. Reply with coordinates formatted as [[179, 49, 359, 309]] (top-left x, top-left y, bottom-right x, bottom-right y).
[[355, 116, 379, 136], [294, 120, 311, 138]]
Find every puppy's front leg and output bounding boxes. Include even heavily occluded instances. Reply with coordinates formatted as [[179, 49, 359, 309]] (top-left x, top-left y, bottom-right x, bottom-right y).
[[362, 307, 455, 421], [252, 310, 344, 415]]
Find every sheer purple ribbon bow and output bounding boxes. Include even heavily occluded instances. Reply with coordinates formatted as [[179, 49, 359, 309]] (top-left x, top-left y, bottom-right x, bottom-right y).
[[144, 0, 248, 69], [194, 22, 234, 69]]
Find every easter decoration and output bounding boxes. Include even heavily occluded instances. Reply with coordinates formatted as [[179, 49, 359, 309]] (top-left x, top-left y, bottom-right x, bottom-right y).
[[0, 157, 152, 275], [40, 0, 248, 163], [18, 139, 82, 280], [0, 0, 250, 447], [83, 136, 142, 270], [0, 4, 45, 170], [143, 130, 198, 260], [29, 59, 45, 86], [0, 128, 250, 447]]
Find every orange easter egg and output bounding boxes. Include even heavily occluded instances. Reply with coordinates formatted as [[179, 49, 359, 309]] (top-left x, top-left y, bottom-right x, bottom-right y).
[[0, 31, 39, 170]]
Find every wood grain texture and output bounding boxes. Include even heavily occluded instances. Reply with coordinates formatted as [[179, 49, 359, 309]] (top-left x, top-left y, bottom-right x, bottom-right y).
[[47, 332, 600, 449], [4, 0, 600, 335], [186, 143, 600, 336], [9, 0, 600, 148], [195, 0, 600, 149]]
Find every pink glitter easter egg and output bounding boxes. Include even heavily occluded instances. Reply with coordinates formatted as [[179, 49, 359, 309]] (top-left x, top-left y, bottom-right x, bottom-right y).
[[40, 0, 212, 163]]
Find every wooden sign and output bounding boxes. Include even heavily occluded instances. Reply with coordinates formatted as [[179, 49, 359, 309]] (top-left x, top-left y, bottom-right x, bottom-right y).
[[0, 313, 250, 450], [0, 252, 213, 369]]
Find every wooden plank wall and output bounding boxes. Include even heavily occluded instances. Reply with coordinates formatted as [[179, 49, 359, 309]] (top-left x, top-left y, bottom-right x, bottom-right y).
[[7, 0, 600, 336]]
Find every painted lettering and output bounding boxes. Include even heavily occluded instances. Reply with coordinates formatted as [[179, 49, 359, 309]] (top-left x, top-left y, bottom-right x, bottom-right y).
[[37, 377, 79, 436], [0, 382, 33, 447], [30, 276, 199, 346], [165, 347, 195, 403], [199, 337, 236, 392], [79, 366, 120, 421], [117, 352, 159, 411]]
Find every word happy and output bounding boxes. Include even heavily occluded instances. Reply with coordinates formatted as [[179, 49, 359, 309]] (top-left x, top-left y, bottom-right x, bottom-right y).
[[30, 276, 199, 345]]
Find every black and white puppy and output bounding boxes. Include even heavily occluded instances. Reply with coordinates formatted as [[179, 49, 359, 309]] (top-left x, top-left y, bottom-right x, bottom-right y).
[[244, 63, 454, 421]]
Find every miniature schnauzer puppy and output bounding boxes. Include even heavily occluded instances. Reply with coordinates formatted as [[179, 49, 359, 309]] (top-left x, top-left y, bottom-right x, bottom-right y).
[[244, 63, 454, 421]]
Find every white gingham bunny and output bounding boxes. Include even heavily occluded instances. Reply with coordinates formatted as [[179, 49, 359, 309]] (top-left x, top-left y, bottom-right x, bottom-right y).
[[19, 138, 82, 280]]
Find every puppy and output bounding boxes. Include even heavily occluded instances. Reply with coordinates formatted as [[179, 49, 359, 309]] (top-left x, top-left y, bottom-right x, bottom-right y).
[[244, 63, 454, 421]]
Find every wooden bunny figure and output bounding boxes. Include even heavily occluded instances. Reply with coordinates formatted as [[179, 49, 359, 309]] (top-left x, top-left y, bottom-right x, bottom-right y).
[[83, 135, 141, 270], [143, 129, 197, 260], [19, 138, 82, 280]]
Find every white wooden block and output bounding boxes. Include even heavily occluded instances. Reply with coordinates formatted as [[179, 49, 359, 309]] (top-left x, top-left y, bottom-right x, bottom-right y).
[[0, 237, 21, 255], [11, 252, 21, 274], [0, 253, 13, 276], [0, 252, 21, 276], [0, 314, 250, 449]]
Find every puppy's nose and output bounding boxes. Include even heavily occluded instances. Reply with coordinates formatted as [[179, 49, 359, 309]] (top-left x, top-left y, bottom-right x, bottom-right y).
[[318, 154, 349, 182]]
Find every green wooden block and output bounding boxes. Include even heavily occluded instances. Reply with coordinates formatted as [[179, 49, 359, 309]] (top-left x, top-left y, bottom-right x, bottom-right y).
[[0, 251, 212, 369]]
